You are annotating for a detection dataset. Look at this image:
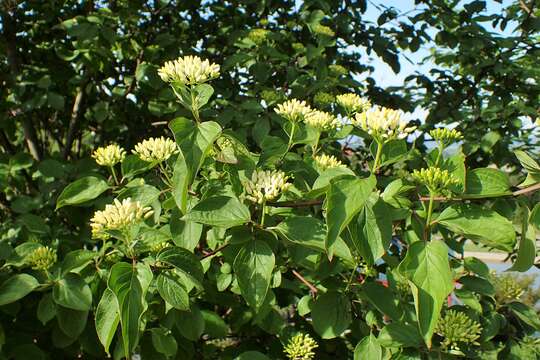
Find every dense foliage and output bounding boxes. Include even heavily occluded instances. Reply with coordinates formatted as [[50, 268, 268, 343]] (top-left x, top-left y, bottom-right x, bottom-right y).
[[1, 1, 540, 359]]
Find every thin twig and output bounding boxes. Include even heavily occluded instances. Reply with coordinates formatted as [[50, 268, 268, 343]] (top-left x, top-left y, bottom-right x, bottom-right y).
[[292, 270, 318, 296], [267, 199, 323, 208], [201, 242, 230, 259], [63, 83, 86, 159]]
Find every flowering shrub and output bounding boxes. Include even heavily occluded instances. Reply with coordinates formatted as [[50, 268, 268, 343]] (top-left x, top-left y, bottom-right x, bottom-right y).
[[0, 53, 539, 360]]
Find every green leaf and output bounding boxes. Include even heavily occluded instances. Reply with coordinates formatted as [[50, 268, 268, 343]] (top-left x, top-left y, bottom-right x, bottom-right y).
[[349, 194, 392, 265], [150, 328, 178, 357], [530, 202, 540, 231], [463, 168, 511, 198], [176, 305, 205, 340], [56, 306, 88, 338], [61, 249, 95, 275], [37, 293, 56, 325], [156, 271, 190, 310], [121, 155, 153, 178], [170, 208, 203, 251], [201, 310, 229, 338], [183, 196, 250, 228], [370, 139, 408, 167], [325, 175, 376, 257], [437, 204, 516, 251], [95, 288, 120, 356], [193, 84, 214, 110], [273, 216, 353, 262], [233, 239, 275, 310], [108, 262, 149, 359], [508, 206, 536, 272], [0, 274, 39, 306], [506, 301, 540, 330], [170, 118, 222, 213], [56, 176, 109, 209], [156, 246, 204, 289], [53, 273, 92, 311], [377, 322, 423, 348], [398, 240, 453, 347], [354, 334, 383, 360], [514, 150, 540, 187], [311, 291, 352, 339], [459, 275, 495, 296], [362, 282, 403, 321], [310, 166, 355, 197]]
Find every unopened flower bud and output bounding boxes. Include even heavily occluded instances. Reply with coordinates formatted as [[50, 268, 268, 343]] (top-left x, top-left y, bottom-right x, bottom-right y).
[[158, 56, 220, 86], [244, 169, 291, 204], [283, 333, 318, 360], [92, 144, 126, 167], [27, 246, 57, 271], [133, 137, 178, 163], [435, 310, 482, 351]]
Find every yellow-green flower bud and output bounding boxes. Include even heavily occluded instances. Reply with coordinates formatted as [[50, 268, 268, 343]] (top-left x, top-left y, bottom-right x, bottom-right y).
[[244, 169, 292, 204], [292, 43, 305, 53], [150, 241, 170, 253], [248, 28, 270, 45], [494, 273, 524, 304], [313, 92, 335, 108], [261, 89, 282, 105], [27, 246, 57, 271], [92, 144, 126, 167], [158, 55, 220, 86], [430, 128, 463, 146], [352, 106, 415, 143], [274, 99, 312, 123], [312, 24, 335, 37], [314, 154, 345, 171], [329, 64, 348, 77], [411, 167, 458, 194], [303, 109, 339, 131], [132, 136, 178, 163], [283, 333, 318, 360], [336, 93, 371, 115], [90, 198, 153, 239], [435, 310, 482, 351]]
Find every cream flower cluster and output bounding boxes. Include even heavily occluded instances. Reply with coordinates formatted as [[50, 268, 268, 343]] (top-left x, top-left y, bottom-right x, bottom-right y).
[[92, 144, 126, 167], [411, 167, 458, 193], [90, 198, 153, 239], [336, 93, 371, 115], [353, 106, 415, 142], [274, 99, 312, 123], [27, 246, 57, 271], [283, 333, 318, 360], [133, 136, 178, 163], [314, 154, 345, 170], [158, 55, 220, 86], [244, 170, 292, 204], [303, 109, 339, 131], [430, 128, 463, 145]]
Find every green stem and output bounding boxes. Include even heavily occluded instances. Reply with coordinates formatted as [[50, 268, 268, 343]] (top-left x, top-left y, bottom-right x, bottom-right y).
[[190, 86, 201, 123], [345, 264, 358, 292], [286, 122, 297, 152], [260, 199, 267, 227], [425, 192, 435, 241], [109, 166, 119, 185], [372, 141, 383, 173], [434, 142, 444, 167], [312, 131, 321, 156], [158, 162, 173, 186]]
